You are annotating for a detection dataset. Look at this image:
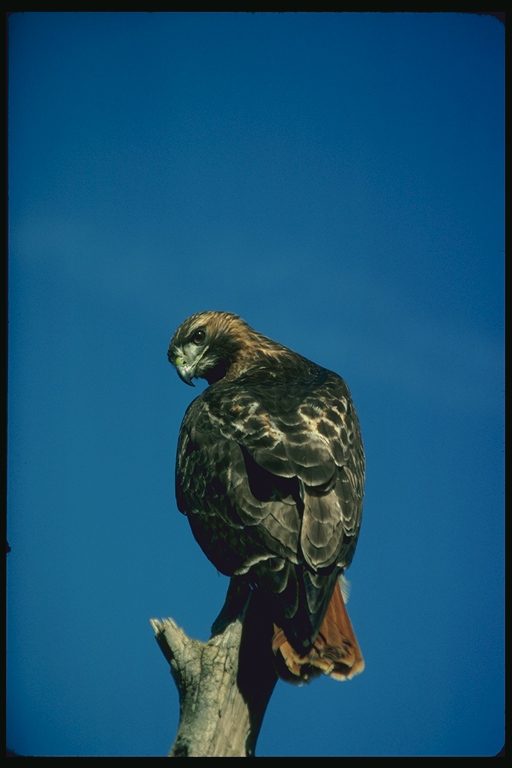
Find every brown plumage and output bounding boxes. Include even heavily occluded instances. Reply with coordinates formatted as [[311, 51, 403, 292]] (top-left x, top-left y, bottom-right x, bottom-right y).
[[168, 311, 365, 682]]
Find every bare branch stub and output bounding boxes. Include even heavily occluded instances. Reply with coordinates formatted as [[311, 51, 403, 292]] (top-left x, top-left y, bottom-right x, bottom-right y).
[[151, 583, 278, 757]]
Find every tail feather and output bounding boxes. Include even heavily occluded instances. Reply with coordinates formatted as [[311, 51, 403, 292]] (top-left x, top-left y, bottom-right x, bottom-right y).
[[272, 580, 364, 683]]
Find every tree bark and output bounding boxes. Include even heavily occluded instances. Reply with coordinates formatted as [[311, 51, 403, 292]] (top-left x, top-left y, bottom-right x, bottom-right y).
[[151, 581, 278, 757]]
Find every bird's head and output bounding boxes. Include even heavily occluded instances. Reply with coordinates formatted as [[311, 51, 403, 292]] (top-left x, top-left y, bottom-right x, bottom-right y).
[[168, 311, 249, 386]]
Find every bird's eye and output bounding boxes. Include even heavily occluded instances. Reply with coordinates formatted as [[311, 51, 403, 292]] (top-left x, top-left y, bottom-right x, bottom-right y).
[[191, 329, 206, 345]]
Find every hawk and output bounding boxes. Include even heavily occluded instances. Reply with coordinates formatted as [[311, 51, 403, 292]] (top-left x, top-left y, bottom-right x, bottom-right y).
[[168, 311, 365, 682]]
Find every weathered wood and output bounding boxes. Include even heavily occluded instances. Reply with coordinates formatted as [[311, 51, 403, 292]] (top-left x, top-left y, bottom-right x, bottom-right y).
[[151, 582, 278, 757]]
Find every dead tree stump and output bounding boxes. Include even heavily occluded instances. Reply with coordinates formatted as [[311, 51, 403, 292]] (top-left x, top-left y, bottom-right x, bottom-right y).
[[151, 581, 278, 757]]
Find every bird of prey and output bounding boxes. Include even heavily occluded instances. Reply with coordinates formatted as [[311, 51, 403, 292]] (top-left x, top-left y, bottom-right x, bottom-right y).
[[168, 311, 365, 682]]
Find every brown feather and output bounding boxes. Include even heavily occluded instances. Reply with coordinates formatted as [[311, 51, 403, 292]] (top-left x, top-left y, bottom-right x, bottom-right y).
[[271, 580, 364, 683], [169, 311, 365, 683]]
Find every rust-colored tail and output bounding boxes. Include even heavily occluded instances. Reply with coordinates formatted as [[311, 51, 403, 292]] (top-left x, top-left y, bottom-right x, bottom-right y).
[[272, 580, 364, 683]]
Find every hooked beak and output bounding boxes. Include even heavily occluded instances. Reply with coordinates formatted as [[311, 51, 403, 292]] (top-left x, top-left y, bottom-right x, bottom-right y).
[[175, 363, 195, 387], [170, 354, 196, 386]]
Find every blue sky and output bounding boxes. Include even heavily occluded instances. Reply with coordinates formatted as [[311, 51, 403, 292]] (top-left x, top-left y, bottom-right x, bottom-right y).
[[7, 12, 504, 757]]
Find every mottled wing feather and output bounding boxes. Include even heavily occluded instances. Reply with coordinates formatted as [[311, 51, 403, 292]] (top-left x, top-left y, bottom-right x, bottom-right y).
[[176, 359, 364, 650], [177, 399, 302, 575]]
